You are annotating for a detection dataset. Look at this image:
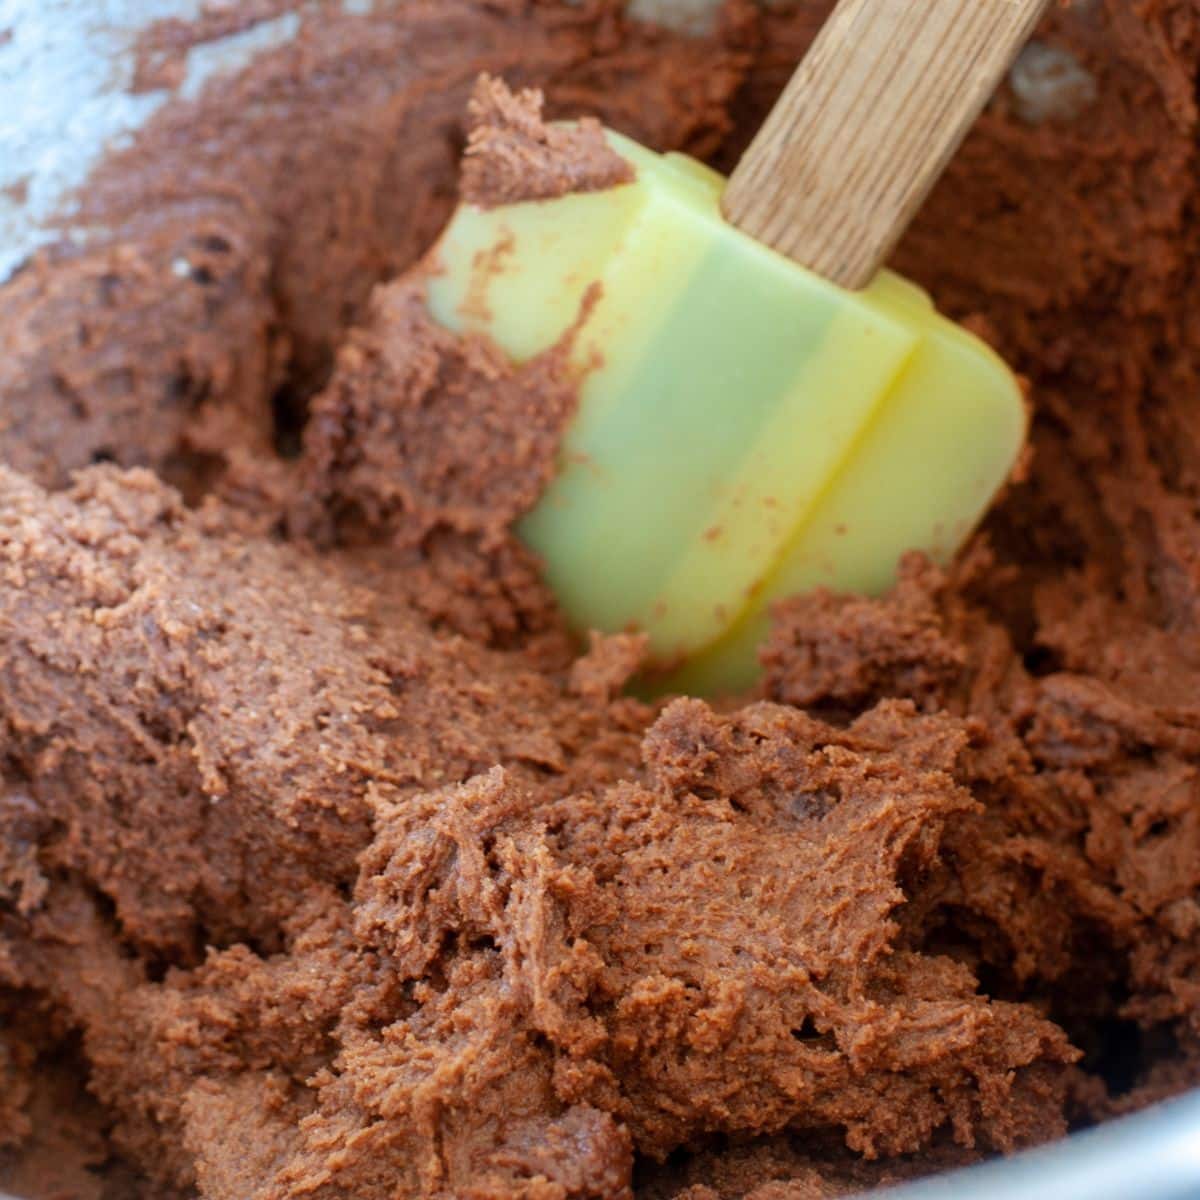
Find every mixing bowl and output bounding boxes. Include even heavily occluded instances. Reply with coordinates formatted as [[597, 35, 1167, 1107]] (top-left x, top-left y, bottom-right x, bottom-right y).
[[2, 2, 1198, 1197]]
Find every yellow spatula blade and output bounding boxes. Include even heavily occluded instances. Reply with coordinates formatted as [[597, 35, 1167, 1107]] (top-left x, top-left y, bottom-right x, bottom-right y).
[[426, 130, 1026, 693]]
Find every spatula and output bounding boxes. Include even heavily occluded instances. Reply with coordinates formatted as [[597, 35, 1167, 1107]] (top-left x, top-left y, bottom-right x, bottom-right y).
[[427, 0, 1051, 694]]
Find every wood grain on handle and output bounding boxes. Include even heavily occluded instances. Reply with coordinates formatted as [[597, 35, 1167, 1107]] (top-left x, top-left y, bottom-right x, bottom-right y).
[[722, 0, 1052, 290]]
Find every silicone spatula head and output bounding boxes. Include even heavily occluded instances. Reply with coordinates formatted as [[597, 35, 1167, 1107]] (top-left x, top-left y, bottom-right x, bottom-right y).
[[426, 0, 1050, 694]]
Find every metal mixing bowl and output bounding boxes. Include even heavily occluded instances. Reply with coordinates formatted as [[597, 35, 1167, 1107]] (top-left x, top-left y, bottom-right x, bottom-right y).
[[2, 2, 1198, 1197]]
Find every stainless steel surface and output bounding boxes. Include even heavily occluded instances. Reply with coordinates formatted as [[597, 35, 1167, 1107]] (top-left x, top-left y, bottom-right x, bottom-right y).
[[858, 1095, 1200, 1200], [2, 2, 1199, 1198], [0, 0, 304, 282]]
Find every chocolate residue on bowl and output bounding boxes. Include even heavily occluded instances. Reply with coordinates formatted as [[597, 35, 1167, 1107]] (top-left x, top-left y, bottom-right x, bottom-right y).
[[2, 1, 1200, 1198]]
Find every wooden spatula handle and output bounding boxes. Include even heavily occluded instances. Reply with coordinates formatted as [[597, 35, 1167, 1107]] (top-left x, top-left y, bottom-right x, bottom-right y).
[[722, 0, 1052, 290]]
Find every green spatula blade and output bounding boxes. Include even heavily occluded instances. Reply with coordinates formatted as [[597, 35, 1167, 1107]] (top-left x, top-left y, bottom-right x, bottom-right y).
[[426, 130, 1025, 692]]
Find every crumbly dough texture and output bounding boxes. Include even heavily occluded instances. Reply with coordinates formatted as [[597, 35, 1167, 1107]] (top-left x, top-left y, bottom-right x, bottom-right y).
[[2, 2, 1200, 1198]]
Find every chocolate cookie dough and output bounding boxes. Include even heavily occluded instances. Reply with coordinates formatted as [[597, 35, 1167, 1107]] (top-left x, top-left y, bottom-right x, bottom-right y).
[[2, 2, 1200, 1199]]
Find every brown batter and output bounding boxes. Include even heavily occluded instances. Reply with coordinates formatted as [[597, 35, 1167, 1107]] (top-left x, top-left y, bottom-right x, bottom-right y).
[[2, 1, 1199, 1198]]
